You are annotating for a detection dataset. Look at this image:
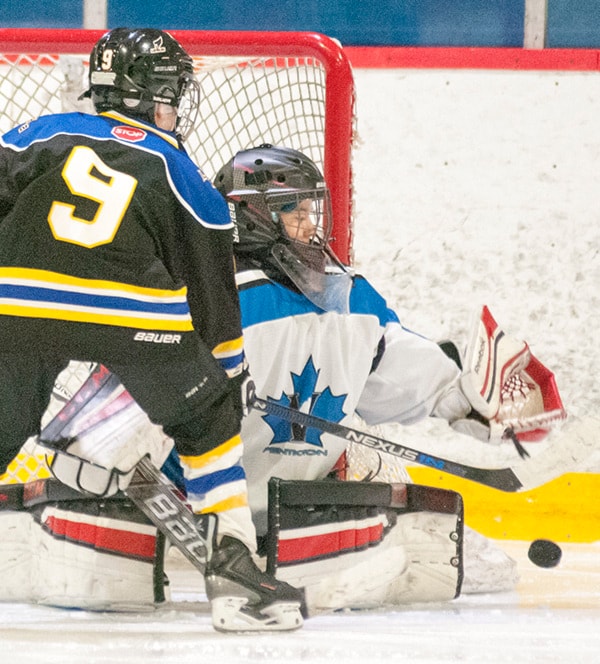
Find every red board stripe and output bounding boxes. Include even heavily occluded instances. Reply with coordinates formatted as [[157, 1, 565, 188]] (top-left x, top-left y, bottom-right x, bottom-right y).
[[344, 46, 600, 71]]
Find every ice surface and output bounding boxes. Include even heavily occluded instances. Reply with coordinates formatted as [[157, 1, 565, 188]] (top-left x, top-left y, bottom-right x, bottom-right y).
[[3, 541, 600, 663]]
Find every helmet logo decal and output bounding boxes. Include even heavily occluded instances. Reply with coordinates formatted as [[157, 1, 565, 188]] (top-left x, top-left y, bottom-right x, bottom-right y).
[[260, 356, 347, 455], [91, 71, 116, 85], [227, 201, 239, 243], [101, 48, 114, 71], [150, 36, 167, 54]]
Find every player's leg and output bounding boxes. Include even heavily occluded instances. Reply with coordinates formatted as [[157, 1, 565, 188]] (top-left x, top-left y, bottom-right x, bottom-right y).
[[0, 353, 68, 474], [108, 342, 304, 632], [107, 344, 254, 547]]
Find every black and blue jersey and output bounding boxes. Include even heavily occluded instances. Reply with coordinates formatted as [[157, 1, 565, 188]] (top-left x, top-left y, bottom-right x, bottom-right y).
[[0, 110, 243, 371]]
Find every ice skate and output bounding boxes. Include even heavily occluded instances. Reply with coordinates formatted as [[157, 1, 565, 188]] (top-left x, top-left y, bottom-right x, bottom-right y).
[[205, 535, 304, 632]]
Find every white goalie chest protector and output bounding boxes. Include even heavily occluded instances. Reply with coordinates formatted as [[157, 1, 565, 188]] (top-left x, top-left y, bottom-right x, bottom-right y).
[[236, 269, 461, 536]]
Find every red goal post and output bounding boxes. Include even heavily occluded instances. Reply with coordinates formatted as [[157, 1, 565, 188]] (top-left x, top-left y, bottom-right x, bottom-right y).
[[0, 28, 356, 484], [0, 27, 355, 263]]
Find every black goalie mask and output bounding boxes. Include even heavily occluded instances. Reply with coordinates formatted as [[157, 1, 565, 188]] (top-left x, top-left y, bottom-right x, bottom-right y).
[[214, 144, 352, 313]]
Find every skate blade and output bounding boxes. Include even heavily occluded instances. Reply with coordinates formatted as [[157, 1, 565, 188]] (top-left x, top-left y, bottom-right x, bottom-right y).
[[211, 596, 303, 633]]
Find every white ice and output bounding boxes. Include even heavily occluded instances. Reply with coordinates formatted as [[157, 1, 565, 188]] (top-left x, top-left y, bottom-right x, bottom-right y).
[[4, 541, 600, 663], [2, 66, 600, 662]]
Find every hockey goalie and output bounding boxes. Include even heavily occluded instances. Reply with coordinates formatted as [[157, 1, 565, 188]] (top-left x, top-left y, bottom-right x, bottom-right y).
[[0, 294, 566, 615], [0, 145, 571, 618]]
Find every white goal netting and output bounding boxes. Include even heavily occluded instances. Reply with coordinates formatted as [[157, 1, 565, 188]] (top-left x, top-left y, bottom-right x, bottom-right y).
[[0, 52, 328, 184], [0, 30, 358, 484]]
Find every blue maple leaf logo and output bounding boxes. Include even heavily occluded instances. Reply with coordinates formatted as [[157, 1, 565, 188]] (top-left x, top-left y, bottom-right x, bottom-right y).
[[264, 356, 347, 447]]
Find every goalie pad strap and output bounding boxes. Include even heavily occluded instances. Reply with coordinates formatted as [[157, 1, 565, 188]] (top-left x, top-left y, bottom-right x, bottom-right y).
[[270, 477, 409, 509], [268, 478, 462, 520], [0, 477, 123, 511], [0, 483, 26, 510], [1, 477, 149, 511], [23, 477, 93, 506]]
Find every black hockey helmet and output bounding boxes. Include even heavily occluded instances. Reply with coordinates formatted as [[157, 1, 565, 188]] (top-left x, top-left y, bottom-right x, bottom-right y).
[[213, 144, 331, 259], [214, 144, 352, 312], [83, 28, 200, 140]]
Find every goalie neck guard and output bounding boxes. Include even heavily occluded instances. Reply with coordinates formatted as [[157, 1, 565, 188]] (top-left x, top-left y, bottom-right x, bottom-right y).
[[214, 144, 352, 313]]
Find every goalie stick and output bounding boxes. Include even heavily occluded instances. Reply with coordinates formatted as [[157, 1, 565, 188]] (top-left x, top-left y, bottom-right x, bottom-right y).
[[248, 391, 597, 493], [37, 364, 216, 573]]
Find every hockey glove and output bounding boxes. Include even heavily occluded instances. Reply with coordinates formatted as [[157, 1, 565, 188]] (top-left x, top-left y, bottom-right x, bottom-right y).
[[460, 305, 531, 419], [452, 306, 566, 446], [229, 364, 255, 420]]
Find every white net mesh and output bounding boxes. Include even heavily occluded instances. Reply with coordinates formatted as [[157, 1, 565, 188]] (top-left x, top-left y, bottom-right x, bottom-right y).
[[0, 52, 327, 179], [0, 39, 351, 484], [190, 55, 326, 179]]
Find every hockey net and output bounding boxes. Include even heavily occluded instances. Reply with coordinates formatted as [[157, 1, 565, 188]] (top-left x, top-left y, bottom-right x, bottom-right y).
[[0, 28, 356, 484]]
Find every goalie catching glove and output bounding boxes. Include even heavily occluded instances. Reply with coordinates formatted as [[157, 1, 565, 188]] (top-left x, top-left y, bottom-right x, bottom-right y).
[[437, 306, 566, 446]]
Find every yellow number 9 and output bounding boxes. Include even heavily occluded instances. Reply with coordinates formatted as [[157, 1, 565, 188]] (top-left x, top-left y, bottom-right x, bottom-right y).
[[48, 145, 138, 248]]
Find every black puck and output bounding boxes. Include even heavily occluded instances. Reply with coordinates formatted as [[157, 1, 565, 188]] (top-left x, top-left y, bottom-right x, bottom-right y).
[[527, 539, 562, 568]]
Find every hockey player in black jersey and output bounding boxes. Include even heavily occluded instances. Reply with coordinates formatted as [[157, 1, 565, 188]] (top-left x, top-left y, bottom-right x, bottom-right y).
[[0, 29, 303, 631]]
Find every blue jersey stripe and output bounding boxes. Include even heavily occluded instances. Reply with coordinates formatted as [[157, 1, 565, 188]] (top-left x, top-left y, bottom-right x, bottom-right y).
[[0, 284, 190, 315], [217, 353, 245, 371], [185, 464, 247, 496]]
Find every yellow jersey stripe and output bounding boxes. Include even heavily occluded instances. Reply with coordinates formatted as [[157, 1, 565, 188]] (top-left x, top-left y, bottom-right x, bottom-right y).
[[198, 494, 249, 514], [0, 302, 194, 331], [0, 267, 188, 300], [179, 434, 242, 470]]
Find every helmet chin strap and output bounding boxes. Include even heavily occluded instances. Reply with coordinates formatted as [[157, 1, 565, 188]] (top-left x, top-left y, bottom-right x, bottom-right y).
[[323, 243, 351, 273]]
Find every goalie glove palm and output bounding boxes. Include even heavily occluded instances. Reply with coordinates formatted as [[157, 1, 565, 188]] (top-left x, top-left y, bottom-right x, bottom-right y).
[[460, 305, 531, 419]]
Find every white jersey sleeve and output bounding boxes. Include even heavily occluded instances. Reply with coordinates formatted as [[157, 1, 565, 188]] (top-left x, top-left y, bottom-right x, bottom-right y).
[[355, 321, 463, 426]]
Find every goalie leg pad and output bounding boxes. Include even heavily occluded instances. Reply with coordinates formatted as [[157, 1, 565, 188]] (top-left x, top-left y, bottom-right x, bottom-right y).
[[265, 479, 463, 614], [461, 525, 519, 593], [0, 492, 167, 610]]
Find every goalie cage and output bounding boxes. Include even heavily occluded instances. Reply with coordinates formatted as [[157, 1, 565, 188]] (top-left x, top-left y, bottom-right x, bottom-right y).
[[0, 27, 356, 484]]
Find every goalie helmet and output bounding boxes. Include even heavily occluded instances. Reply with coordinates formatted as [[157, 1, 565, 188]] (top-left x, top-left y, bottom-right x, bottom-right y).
[[214, 144, 351, 312], [84, 28, 200, 141]]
